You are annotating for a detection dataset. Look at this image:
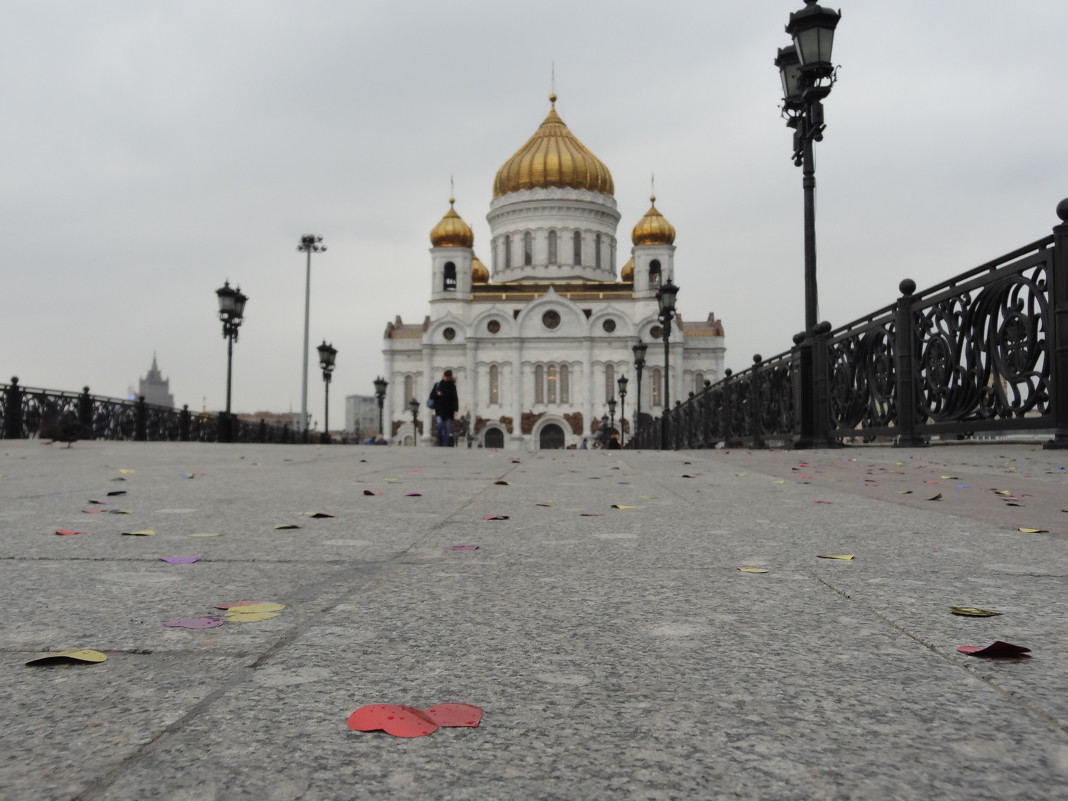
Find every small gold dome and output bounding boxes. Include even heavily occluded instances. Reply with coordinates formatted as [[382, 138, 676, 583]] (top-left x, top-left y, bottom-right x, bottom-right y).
[[620, 257, 634, 282], [493, 94, 614, 198], [471, 255, 489, 283], [430, 198, 474, 248], [631, 195, 676, 246]]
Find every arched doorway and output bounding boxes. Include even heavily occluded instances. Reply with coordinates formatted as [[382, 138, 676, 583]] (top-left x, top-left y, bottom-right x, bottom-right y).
[[484, 428, 504, 449], [538, 423, 565, 450]]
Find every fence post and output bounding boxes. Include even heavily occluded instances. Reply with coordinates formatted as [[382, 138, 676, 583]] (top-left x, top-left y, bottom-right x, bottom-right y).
[[1046, 199, 1068, 449], [135, 396, 148, 441], [750, 355, 768, 449], [78, 387, 94, 439], [4, 377, 23, 439], [702, 380, 712, 447], [893, 279, 928, 447]]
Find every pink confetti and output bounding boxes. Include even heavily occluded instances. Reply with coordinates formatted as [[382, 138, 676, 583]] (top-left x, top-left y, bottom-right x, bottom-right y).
[[483, 515, 510, 520], [160, 556, 200, 564], [957, 641, 1031, 658], [447, 545, 479, 551], [55, 529, 86, 536], [163, 618, 223, 629]]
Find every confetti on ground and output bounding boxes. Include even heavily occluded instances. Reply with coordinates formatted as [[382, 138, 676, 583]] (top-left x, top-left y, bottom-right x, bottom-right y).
[[54, 529, 85, 536], [82, 509, 106, 514], [994, 490, 1012, 496], [957, 641, 1031, 658], [121, 530, 155, 536], [26, 649, 108, 666], [347, 703, 483, 738], [163, 618, 223, 629], [306, 512, 336, 518], [274, 524, 301, 530], [1018, 527, 1049, 533], [928, 493, 943, 501], [225, 603, 284, 614], [811, 500, 832, 504], [215, 600, 263, 609], [384, 478, 399, 482], [119, 469, 135, 474], [405, 492, 423, 497], [108, 509, 134, 515], [773, 480, 785, 484], [611, 505, 637, 509], [949, 607, 1002, 617], [447, 545, 479, 551], [535, 503, 556, 507], [483, 515, 510, 520], [494, 480, 510, 485], [179, 473, 202, 479], [189, 532, 223, 538], [579, 513, 604, 517], [738, 568, 769, 573], [817, 554, 855, 560], [160, 556, 199, 564], [106, 490, 127, 497], [363, 490, 383, 496], [224, 610, 280, 622], [88, 499, 111, 505], [680, 475, 695, 478]]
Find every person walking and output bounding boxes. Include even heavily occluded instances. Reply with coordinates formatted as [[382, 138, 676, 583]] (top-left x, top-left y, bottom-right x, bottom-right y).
[[431, 370, 459, 446]]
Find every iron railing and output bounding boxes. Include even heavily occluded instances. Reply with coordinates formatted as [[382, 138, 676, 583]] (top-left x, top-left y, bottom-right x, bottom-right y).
[[1, 381, 307, 444], [637, 200, 1068, 450]]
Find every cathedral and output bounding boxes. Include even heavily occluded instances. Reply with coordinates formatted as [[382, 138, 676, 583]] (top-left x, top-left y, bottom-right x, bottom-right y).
[[382, 94, 725, 449]]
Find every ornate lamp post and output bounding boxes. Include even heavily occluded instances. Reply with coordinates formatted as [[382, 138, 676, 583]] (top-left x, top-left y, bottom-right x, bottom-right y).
[[408, 397, 420, 447], [775, 0, 841, 448], [632, 340, 647, 445], [316, 341, 337, 444], [607, 396, 617, 436], [656, 279, 679, 450], [373, 376, 388, 440], [215, 280, 248, 443], [617, 374, 629, 448], [296, 234, 327, 442]]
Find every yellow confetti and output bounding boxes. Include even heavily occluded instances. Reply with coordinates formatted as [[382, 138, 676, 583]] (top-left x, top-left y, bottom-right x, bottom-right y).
[[738, 568, 769, 573], [1018, 527, 1049, 533], [383, 478, 399, 482], [119, 469, 135, 474], [225, 603, 284, 614], [772, 480, 786, 484], [949, 607, 1001, 617], [995, 490, 1012, 495], [817, 554, 855, 560], [26, 649, 107, 665], [121, 530, 155, 536], [189, 532, 223, 538], [897, 490, 913, 495], [611, 505, 636, 509], [224, 611, 280, 622], [940, 476, 959, 480]]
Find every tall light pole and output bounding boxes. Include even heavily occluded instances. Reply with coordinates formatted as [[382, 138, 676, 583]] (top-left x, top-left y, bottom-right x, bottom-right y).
[[775, 0, 841, 448], [632, 340, 647, 446], [296, 234, 326, 442], [617, 374, 629, 448], [373, 376, 388, 439], [316, 340, 337, 444], [215, 280, 248, 444], [607, 396, 617, 435], [656, 279, 679, 450]]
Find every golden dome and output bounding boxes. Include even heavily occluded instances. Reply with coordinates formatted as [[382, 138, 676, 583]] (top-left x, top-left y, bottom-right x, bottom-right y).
[[631, 195, 676, 246], [620, 257, 634, 282], [471, 255, 489, 283], [493, 94, 614, 198], [430, 198, 474, 248]]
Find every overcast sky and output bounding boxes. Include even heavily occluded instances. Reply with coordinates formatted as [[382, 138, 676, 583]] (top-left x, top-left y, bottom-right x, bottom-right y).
[[3, 1, 1066, 430]]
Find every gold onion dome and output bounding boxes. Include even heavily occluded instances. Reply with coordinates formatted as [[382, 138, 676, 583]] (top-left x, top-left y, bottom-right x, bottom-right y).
[[429, 198, 474, 248], [493, 94, 614, 198], [471, 255, 489, 283], [631, 195, 676, 246], [620, 257, 634, 282]]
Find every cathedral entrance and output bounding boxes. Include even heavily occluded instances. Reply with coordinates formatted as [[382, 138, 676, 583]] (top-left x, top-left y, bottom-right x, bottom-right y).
[[538, 423, 565, 450], [484, 428, 504, 449]]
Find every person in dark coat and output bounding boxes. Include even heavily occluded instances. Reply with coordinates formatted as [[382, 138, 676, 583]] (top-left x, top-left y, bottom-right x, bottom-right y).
[[431, 370, 459, 446]]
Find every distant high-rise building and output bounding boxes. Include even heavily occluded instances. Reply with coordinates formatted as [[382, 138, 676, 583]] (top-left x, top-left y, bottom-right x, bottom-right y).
[[137, 354, 174, 408], [346, 394, 379, 437]]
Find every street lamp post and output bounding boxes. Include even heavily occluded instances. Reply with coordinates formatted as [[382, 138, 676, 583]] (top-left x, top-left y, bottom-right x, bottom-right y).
[[617, 374, 629, 448], [408, 398, 420, 447], [632, 340, 647, 446], [775, 0, 841, 448], [215, 280, 248, 444], [316, 341, 337, 444], [373, 376, 388, 440], [607, 396, 617, 436], [296, 234, 327, 442], [656, 279, 679, 450]]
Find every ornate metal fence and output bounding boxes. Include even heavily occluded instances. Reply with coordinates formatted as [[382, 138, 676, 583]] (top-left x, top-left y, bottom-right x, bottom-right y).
[[1, 380, 305, 444], [642, 199, 1068, 450]]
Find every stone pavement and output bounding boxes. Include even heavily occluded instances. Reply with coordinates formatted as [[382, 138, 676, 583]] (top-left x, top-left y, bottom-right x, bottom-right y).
[[1, 439, 1066, 801]]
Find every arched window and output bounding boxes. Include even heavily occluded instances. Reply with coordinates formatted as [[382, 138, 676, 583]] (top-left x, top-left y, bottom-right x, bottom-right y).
[[651, 368, 661, 407], [489, 365, 499, 405], [694, 372, 704, 393], [443, 261, 456, 292], [605, 363, 615, 403], [523, 232, 533, 266], [548, 230, 557, 263], [560, 365, 569, 403], [404, 375, 413, 403], [505, 235, 512, 269], [547, 364, 558, 403], [535, 365, 545, 404], [649, 259, 662, 287], [595, 234, 602, 269], [573, 231, 582, 265]]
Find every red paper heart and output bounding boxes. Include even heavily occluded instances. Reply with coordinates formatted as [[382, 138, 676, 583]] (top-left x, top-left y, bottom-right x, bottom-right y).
[[347, 705, 439, 737], [424, 703, 483, 727]]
